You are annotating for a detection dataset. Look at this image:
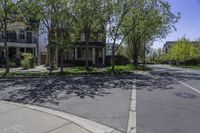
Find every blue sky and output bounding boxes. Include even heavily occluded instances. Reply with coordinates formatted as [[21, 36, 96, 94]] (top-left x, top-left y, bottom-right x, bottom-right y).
[[153, 0, 200, 48]]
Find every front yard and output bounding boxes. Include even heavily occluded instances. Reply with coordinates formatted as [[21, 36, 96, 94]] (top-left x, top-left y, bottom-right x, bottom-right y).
[[0, 64, 147, 77]]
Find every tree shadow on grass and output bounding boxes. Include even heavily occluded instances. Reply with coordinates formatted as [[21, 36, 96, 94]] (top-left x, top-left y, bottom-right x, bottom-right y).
[[0, 75, 135, 105]]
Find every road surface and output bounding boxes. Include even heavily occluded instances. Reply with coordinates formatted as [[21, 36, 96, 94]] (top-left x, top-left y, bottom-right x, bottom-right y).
[[136, 65, 200, 133]]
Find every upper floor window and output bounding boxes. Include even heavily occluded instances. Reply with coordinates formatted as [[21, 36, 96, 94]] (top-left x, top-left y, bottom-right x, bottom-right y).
[[20, 31, 25, 39], [81, 33, 85, 42]]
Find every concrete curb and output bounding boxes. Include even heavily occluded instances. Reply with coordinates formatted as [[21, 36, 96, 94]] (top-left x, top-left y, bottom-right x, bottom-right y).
[[1, 101, 122, 133], [127, 80, 137, 133]]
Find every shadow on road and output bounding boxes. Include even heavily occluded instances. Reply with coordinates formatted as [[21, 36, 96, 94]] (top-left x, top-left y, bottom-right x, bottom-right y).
[[135, 73, 178, 91], [136, 66, 200, 92], [0, 75, 134, 105]]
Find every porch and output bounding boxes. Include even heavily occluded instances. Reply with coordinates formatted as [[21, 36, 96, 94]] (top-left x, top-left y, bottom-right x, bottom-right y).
[[0, 43, 37, 67], [52, 47, 106, 67]]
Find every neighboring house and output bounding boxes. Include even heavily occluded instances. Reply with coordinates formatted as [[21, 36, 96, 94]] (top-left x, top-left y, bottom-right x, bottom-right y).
[[72, 33, 106, 66], [0, 28, 38, 66], [106, 43, 119, 56], [163, 41, 200, 54], [0, 21, 106, 67], [38, 21, 48, 65], [163, 41, 176, 54], [45, 26, 107, 66], [106, 43, 113, 56]]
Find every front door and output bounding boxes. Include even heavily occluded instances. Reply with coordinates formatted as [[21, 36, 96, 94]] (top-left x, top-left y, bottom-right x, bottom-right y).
[[95, 48, 103, 65]]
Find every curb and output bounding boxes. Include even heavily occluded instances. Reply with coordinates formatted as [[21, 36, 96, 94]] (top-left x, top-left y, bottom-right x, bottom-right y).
[[1, 101, 122, 133]]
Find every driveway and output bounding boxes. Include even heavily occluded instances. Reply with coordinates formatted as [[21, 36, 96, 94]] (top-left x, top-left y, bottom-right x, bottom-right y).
[[136, 65, 200, 133], [0, 75, 134, 133]]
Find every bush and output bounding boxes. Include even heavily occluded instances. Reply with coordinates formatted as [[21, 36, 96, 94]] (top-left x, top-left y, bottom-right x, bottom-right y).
[[21, 53, 34, 69]]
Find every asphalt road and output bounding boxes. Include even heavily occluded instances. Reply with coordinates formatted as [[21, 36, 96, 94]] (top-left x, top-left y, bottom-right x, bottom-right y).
[[136, 65, 200, 133], [0, 75, 134, 133]]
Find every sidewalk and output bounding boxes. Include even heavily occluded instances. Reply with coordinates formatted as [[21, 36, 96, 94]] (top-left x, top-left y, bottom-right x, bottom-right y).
[[0, 101, 122, 133]]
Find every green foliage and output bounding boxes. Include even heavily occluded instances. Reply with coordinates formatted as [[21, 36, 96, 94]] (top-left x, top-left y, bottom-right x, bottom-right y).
[[21, 53, 34, 69], [166, 37, 200, 64], [121, 0, 180, 66]]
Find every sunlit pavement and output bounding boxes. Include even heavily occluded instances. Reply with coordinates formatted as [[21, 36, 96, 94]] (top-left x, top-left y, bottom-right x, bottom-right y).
[[0, 75, 134, 133], [136, 65, 200, 133], [0, 101, 122, 133]]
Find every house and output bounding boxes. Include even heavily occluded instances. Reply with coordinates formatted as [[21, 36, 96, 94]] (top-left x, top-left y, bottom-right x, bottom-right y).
[[0, 19, 107, 67], [163, 41, 200, 54], [0, 28, 39, 66], [36, 22, 107, 66], [163, 41, 176, 54], [106, 43, 120, 56], [0, 21, 106, 67]]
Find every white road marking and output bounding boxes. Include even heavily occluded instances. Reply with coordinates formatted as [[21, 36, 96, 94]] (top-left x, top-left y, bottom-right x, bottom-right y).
[[172, 78, 200, 94], [127, 81, 137, 133]]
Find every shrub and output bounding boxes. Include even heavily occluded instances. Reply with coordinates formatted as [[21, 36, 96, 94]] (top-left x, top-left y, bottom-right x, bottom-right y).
[[21, 53, 34, 69]]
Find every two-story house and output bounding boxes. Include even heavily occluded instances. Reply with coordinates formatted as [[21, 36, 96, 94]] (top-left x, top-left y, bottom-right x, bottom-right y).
[[0, 21, 107, 67], [44, 26, 106, 67], [0, 27, 38, 66]]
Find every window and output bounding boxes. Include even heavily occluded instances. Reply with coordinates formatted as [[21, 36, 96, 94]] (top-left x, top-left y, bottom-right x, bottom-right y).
[[7, 32, 17, 42], [77, 48, 86, 59], [81, 33, 85, 42], [65, 50, 74, 60], [20, 31, 25, 39]]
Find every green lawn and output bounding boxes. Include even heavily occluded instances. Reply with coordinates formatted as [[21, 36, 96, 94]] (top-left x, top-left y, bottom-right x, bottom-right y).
[[0, 64, 148, 78]]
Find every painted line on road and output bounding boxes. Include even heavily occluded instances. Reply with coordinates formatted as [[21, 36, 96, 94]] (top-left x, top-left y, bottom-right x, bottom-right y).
[[127, 80, 136, 133], [172, 78, 200, 94]]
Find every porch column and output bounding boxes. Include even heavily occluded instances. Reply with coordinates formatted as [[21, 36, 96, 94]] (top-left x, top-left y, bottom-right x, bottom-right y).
[[0, 47, 2, 58], [102, 47, 105, 65], [33, 48, 38, 65], [16, 47, 20, 59], [35, 47, 38, 57], [75, 47, 78, 60], [93, 47, 96, 65], [55, 48, 58, 67], [24, 48, 27, 53], [47, 46, 50, 65]]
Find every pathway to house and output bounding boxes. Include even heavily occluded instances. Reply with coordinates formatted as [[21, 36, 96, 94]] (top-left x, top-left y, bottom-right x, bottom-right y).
[[0, 65, 50, 73]]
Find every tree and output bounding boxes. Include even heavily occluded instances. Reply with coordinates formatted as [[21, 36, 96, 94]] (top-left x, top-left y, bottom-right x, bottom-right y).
[[53, 0, 77, 73], [23, 0, 76, 72], [0, 0, 24, 73], [75, 0, 106, 70], [166, 37, 200, 65], [122, 0, 180, 68], [107, 0, 138, 72]]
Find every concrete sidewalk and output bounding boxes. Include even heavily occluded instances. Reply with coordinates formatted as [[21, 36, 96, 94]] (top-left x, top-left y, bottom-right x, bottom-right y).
[[0, 101, 122, 133]]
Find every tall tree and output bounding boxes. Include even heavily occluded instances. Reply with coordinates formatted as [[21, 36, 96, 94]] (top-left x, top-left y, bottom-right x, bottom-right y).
[[53, 0, 77, 73], [122, 0, 180, 67], [107, 0, 140, 72], [75, 0, 106, 69]]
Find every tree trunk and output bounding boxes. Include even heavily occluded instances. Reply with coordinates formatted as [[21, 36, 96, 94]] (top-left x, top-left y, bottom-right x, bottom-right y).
[[60, 49, 64, 73], [48, 29, 56, 70], [4, 15, 9, 73], [133, 43, 139, 68], [143, 43, 146, 69], [111, 42, 115, 72], [85, 29, 90, 70]]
